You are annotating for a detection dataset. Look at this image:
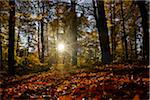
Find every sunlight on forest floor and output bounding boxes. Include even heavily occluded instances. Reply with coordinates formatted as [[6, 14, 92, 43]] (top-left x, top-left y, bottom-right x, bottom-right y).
[[0, 64, 149, 100]]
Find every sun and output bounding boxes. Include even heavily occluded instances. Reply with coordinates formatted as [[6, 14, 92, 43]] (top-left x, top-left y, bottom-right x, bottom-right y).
[[57, 43, 65, 52]]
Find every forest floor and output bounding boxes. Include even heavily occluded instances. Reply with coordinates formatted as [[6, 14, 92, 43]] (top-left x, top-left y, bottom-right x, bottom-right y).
[[0, 64, 149, 100]]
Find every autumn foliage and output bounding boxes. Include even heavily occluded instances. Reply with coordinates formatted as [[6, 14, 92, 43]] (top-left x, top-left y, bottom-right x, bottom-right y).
[[0, 64, 149, 99]]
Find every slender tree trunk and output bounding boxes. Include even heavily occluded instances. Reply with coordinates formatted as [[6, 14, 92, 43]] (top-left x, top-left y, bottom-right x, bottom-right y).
[[110, 1, 116, 62], [71, 0, 77, 65], [110, 3, 114, 61], [121, 33, 125, 61], [27, 33, 30, 56], [55, 14, 59, 64], [113, 2, 117, 61], [40, 2, 45, 63], [16, 27, 20, 56], [0, 21, 2, 70], [55, 27, 58, 64], [134, 27, 137, 59], [129, 38, 133, 60], [37, 1, 41, 59], [136, 1, 149, 65], [121, 0, 128, 61], [37, 22, 40, 59], [8, 0, 15, 75], [41, 20, 44, 63], [46, 23, 49, 56], [93, 0, 111, 64]]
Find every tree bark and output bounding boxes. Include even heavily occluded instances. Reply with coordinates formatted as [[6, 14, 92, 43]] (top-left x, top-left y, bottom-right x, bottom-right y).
[[40, 2, 45, 63], [46, 23, 49, 56], [93, 0, 111, 64], [134, 27, 137, 59], [8, 0, 15, 75], [110, 1, 116, 62], [0, 20, 2, 70], [129, 38, 133, 60], [41, 20, 44, 63], [16, 27, 20, 56], [27, 32, 30, 55], [71, 0, 77, 65], [37, 22, 41, 59], [136, 1, 149, 65], [37, 1, 41, 59], [121, 0, 128, 61]]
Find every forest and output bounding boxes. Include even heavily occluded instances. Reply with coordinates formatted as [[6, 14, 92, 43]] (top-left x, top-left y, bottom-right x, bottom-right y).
[[0, 0, 149, 99]]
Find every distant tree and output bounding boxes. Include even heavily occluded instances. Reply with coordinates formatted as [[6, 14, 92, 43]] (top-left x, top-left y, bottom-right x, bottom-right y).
[[93, 0, 111, 64], [16, 26, 20, 56], [0, 21, 2, 70], [37, 21, 41, 59], [134, 26, 137, 59], [109, 1, 116, 62], [136, 1, 149, 65], [120, 0, 129, 61], [8, 0, 15, 75], [71, 0, 77, 65], [0, 1, 9, 69]]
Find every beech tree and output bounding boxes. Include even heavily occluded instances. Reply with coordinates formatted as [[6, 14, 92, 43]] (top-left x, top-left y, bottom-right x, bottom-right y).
[[120, 0, 128, 61], [71, 0, 77, 65], [0, 21, 2, 69], [136, 1, 149, 65], [93, 0, 111, 64], [40, 2, 45, 63], [8, 0, 15, 75]]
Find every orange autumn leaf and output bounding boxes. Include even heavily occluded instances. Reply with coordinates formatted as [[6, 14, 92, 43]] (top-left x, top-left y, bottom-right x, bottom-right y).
[[59, 95, 72, 100]]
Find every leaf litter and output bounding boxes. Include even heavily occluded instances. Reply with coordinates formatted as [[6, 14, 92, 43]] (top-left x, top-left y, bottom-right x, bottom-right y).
[[0, 65, 149, 99]]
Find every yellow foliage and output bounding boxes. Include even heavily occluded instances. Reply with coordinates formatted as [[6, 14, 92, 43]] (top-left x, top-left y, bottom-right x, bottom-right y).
[[26, 54, 42, 67], [15, 53, 42, 68]]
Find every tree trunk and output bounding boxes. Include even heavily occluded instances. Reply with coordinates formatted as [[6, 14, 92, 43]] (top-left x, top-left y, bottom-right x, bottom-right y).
[[37, 1, 41, 59], [40, 2, 45, 63], [121, 0, 128, 61], [0, 21, 2, 70], [37, 22, 40, 59], [110, 1, 116, 62], [27, 33, 30, 56], [136, 1, 149, 65], [93, 0, 111, 64], [134, 27, 137, 59], [16, 27, 20, 56], [46, 23, 49, 56], [71, 0, 77, 65], [129, 38, 133, 60], [41, 20, 44, 63], [8, 0, 15, 75]]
